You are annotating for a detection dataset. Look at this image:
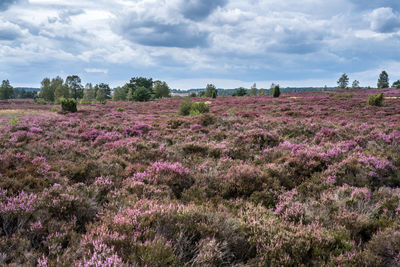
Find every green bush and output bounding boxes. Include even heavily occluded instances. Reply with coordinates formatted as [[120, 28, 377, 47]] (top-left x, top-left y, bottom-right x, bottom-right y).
[[133, 86, 151, 102], [116, 107, 125, 112], [79, 99, 92, 105], [178, 99, 194, 116], [51, 106, 59, 112], [34, 99, 48, 105], [367, 92, 384, 106], [272, 85, 281, 98], [178, 100, 210, 116], [60, 97, 78, 113]]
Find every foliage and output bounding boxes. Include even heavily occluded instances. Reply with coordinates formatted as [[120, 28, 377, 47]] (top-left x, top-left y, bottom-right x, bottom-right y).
[[60, 97, 78, 112], [272, 85, 281, 98], [153, 81, 171, 99], [393, 80, 400, 89], [83, 83, 96, 100], [40, 78, 54, 102], [65, 75, 83, 99], [377, 71, 389, 89], [367, 92, 384, 106], [0, 88, 400, 265], [112, 85, 129, 101], [133, 86, 151, 102], [95, 84, 107, 102], [205, 84, 218, 98], [337, 73, 349, 89], [352, 80, 360, 88], [0, 80, 14, 100], [233, 87, 247, 97], [178, 100, 209, 116]]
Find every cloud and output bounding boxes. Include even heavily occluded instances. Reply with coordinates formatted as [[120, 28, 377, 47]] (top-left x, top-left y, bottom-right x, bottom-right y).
[[85, 68, 108, 74], [0, 20, 24, 40], [181, 0, 227, 21], [368, 7, 400, 33], [0, 0, 18, 11]]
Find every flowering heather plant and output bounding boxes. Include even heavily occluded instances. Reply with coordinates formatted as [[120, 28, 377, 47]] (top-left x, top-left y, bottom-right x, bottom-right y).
[[0, 88, 399, 265]]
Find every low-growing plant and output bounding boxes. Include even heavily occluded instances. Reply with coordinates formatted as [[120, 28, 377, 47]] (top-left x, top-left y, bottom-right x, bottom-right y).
[[178, 100, 209, 116], [51, 106, 59, 112], [60, 97, 78, 112], [9, 117, 19, 125], [116, 107, 125, 112], [367, 92, 384, 106]]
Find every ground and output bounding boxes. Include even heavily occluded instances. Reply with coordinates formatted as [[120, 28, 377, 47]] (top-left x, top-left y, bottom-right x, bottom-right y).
[[0, 89, 399, 266]]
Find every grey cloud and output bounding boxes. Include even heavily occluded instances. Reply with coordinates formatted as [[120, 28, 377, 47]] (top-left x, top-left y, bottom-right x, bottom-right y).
[[0, 0, 17, 11], [349, 0, 400, 10], [181, 0, 227, 21], [118, 16, 208, 48]]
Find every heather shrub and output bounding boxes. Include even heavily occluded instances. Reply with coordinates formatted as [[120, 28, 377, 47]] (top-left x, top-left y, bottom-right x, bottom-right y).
[[178, 100, 209, 116], [182, 143, 209, 156], [60, 97, 77, 112], [367, 92, 384, 106], [220, 165, 266, 198]]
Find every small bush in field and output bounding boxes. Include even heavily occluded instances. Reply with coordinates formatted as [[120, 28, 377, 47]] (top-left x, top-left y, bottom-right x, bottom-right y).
[[9, 117, 19, 125], [367, 92, 384, 106], [60, 97, 77, 112], [116, 107, 124, 112], [51, 106, 59, 112], [178, 99, 193, 116], [178, 100, 209, 116]]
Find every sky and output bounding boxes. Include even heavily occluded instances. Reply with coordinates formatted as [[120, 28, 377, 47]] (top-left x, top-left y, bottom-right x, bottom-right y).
[[1, 0, 400, 89]]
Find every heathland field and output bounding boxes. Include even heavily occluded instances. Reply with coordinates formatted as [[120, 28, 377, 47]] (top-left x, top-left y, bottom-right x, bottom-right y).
[[1, 88, 400, 266]]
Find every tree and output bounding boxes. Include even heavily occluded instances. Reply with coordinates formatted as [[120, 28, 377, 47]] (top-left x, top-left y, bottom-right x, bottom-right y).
[[133, 86, 151, 102], [83, 83, 96, 100], [127, 77, 153, 94], [258, 89, 266, 96], [337, 74, 349, 89], [352, 80, 360, 88], [0, 80, 14, 100], [205, 84, 217, 98], [377, 71, 389, 89], [126, 87, 134, 101], [96, 83, 111, 99], [392, 80, 400, 88], [95, 84, 107, 102], [40, 78, 54, 101], [153, 80, 171, 98], [65, 75, 83, 99], [272, 85, 281, 98], [113, 85, 129, 101], [54, 77, 69, 101], [249, 83, 258, 96], [233, 87, 247, 96]]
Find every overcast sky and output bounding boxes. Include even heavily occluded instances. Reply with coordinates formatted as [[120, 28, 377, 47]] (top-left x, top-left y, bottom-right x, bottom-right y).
[[1, 0, 400, 89]]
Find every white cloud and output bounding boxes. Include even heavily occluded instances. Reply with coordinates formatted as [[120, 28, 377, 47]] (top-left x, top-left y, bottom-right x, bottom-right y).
[[85, 68, 108, 74]]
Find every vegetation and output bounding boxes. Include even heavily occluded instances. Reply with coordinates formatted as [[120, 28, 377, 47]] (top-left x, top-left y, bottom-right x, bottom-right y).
[[0, 87, 399, 265], [0, 80, 14, 100], [205, 84, 218, 98], [367, 92, 384, 106], [337, 73, 349, 89], [272, 85, 281, 97], [60, 97, 78, 112], [377, 71, 389, 89], [233, 87, 247, 96]]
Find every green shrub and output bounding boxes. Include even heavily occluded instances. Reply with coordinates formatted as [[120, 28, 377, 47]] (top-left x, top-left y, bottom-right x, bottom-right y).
[[60, 97, 78, 112], [9, 117, 19, 125], [34, 99, 48, 105], [178, 99, 194, 116], [133, 86, 151, 102], [367, 93, 384, 106], [179, 100, 210, 116], [188, 92, 197, 97], [51, 106, 59, 112], [116, 107, 125, 112], [79, 99, 92, 105], [272, 85, 281, 98]]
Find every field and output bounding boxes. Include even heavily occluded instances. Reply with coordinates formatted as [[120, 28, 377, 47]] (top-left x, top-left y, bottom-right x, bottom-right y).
[[1, 88, 400, 266]]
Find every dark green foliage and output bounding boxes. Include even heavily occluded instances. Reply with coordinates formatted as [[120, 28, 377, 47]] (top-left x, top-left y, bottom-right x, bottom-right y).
[[190, 102, 209, 115], [367, 93, 384, 106], [127, 77, 153, 95], [133, 86, 151, 102], [337, 73, 349, 89], [178, 99, 193, 116], [392, 80, 400, 88], [205, 84, 217, 98], [233, 87, 247, 96], [272, 85, 281, 98], [60, 97, 78, 112], [377, 71, 389, 89], [188, 92, 197, 97], [40, 78, 54, 102], [65, 75, 83, 99], [113, 85, 129, 101], [0, 80, 14, 100], [153, 80, 171, 98]]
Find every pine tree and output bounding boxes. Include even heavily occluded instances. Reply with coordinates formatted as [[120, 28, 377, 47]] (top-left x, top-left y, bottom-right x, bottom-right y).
[[377, 71, 389, 88], [337, 74, 349, 89]]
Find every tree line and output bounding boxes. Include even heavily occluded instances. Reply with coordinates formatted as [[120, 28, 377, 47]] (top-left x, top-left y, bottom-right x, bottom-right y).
[[337, 71, 400, 89]]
